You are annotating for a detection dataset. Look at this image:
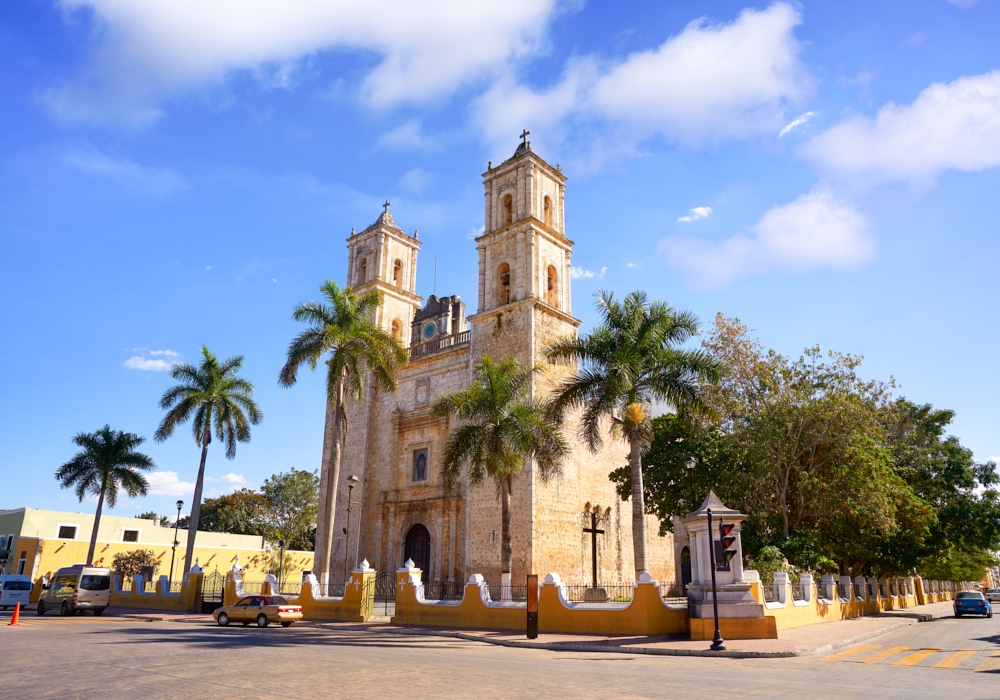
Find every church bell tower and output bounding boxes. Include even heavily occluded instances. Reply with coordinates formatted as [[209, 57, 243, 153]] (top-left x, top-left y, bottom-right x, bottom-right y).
[[469, 133, 580, 379], [345, 202, 422, 347]]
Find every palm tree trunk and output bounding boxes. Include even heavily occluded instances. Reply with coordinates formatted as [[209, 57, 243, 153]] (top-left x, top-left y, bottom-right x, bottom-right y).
[[86, 485, 106, 566], [629, 427, 647, 578], [312, 400, 336, 586], [500, 474, 513, 602], [183, 426, 211, 575], [316, 376, 346, 586]]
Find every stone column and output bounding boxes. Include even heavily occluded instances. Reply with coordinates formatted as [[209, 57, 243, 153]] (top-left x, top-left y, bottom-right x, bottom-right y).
[[477, 247, 486, 312], [516, 230, 526, 300], [526, 230, 537, 298], [484, 180, 493, 234]]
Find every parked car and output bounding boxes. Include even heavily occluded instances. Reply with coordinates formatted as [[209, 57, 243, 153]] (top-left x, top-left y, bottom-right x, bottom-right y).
[[0, 575, 33, 610], [213, 595, 303, 628], [985, 588, 1000, 604], [36, 565, 112, 616], [954, 590, 992, 618]]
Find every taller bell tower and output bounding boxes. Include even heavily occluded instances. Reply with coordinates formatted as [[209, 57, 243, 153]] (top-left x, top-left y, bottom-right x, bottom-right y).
[[469, 134, 580, 377]]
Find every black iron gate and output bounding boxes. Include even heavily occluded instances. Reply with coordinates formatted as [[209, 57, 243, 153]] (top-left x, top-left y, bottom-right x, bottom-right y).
[[372, 570, 395, 617], [199, 571, 225, 614]]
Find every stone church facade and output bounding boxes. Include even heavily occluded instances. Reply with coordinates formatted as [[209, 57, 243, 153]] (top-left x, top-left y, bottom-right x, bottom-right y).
[[326, 140, 677, 587]]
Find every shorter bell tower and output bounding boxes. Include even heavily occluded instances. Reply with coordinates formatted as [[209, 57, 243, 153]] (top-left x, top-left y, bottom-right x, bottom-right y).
[[345, 202, 422, 346]]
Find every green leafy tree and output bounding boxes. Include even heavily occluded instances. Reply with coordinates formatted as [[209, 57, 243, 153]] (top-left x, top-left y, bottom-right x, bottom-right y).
[[55, 426, 155, 565], [433, 355, 569, 580], [547, 290, 719, 577], [261, 469, 320, 551], [154, 346, 262, 574], [136, 511, 164, 522], [111, 549, 159, 583], [279, 280, 407, 584], [199, 489, 272, 537]]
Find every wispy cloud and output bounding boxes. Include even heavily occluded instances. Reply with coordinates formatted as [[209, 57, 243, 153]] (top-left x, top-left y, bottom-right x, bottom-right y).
[[570, 266, 608, 280], [399, 167, 435, 194], [677, 206, 712, 223], [378, 121, 438, 151], [123, 348, 179, 371], [661, 187, 876, 289], [61, 143, 186, 194], [207, 473, 248, 485], [778, 110, 818, 137]]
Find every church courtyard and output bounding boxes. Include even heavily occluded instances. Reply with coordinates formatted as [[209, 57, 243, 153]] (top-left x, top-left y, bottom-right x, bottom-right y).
[[2, 607, 997, 698]]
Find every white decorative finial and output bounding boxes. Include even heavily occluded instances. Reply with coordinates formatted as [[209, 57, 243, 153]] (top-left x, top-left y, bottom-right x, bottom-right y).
[[405, 558, 415, 569], [360, 559, 370, 569]]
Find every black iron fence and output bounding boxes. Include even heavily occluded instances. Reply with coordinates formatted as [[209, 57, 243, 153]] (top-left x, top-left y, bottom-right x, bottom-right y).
[[312, 582, 347, 598], [422, 581, 465, 601], [762, 583, 780, 603], [560, 583, 634, 605], [372, 571, 395, 616], [660, 584, 687, 604], [837, 582, 850, 599]]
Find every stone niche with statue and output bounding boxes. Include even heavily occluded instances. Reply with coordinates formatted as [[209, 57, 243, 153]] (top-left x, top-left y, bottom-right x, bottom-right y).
[[683, 492, 764, 619]]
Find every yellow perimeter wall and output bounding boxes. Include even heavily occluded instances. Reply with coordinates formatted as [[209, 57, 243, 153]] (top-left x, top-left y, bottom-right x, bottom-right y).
[[16, 536, 313, 602]]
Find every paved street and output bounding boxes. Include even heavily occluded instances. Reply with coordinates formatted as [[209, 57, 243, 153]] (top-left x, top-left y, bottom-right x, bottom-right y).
[[1, 609, 997, 699]]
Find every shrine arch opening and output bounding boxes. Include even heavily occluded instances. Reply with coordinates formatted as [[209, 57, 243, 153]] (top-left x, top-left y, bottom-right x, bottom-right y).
[[404, 524, 431, 582]]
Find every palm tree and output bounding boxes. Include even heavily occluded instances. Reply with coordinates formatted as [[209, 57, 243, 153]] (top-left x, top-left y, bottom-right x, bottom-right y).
[[546, 290, 720, 578], [155, 346, 261, 575], [433, 355, 569, 587], [56, 426, 155, 565], [278, 280, 407, 585]]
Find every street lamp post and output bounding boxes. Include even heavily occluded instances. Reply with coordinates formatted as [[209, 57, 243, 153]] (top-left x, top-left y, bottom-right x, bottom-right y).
[[169, 500, 183, 588], [684, 456, 697, 507], [277, 539, 286, 594], [706, 507, 726, 652], [342, 475, 360, 589]]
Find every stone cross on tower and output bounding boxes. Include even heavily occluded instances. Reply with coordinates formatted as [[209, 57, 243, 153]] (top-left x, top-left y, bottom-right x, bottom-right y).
[[583, 509, 604, 590], [519, 129, 530, 146], [383, 200, 391, 214]]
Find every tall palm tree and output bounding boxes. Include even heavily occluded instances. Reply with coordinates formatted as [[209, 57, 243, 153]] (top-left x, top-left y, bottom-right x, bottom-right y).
[[547, 290, 720, 578], [278, 280, 407, 585], [155, 346, 261, 574], [56, 426, 155, 565], [433, 354, 569, 585]]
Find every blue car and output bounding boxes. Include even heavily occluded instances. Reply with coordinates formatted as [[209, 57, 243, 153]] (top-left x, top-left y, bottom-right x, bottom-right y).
[[954, 591, 993, 618]]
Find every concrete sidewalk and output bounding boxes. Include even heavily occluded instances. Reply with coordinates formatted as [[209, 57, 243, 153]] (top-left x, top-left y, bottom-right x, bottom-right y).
[[95, 600, 957, 659]]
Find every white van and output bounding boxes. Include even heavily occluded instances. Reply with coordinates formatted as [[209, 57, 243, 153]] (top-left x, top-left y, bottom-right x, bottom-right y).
[[0, 574, 33, 610], [36, 565, 112, 616]]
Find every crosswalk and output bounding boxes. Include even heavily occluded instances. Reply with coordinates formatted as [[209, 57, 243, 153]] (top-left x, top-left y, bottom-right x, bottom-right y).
[[823, 644, 1000, 672]]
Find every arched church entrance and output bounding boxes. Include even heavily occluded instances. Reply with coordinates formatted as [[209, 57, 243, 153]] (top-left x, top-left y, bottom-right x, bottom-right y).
[[404, 524, 431, 582]]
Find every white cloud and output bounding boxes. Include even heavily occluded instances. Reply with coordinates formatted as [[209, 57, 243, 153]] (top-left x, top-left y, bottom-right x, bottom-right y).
[[399, 167, 435, 194], [570, 265, 608, 280], [799, 70, 1000, 187], [778, 111, 818, 137], [61, 143, 186, 194], [146, 470, 196, 497], [46, 0, 560, 126], [901, 32, 926, 48], [476, 3, 813, 148], [467, 225, 486, 240], [208, 473, 248, 485], [678, 206, 713, 223], [378, 121, 437, 151], [124, 348, 179, 371], [660, 187, 876, 288], [946, 0, 979, 8]]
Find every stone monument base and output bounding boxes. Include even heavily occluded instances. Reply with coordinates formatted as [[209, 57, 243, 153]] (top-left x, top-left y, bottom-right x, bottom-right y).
[[689, 615, 778, 640]]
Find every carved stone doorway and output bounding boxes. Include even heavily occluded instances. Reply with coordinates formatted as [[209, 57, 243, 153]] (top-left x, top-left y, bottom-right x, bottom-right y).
[[404, 524, 431, 582]]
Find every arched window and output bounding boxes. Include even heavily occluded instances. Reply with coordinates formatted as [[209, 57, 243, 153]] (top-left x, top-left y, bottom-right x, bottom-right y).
[[498, 263, 511, 305], [404, 524, 431, 581], [502, 194, 513, 226], [357, 257, 367, 286], [546, 265, 558, 307], [393, 259, 403, 287], [543, 195, 553, 227], [391, 319, 402, 342]]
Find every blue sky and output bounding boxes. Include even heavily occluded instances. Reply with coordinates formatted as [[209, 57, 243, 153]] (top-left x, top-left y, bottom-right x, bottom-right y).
[[3, 0, 999, 520]]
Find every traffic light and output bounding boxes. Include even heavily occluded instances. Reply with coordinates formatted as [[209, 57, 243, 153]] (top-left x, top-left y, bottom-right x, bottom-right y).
[[715, 522, 738, 571]]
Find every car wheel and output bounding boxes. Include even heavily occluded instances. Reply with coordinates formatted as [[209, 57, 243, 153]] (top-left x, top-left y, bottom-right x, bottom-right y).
[[37, 601, 46, 616], [61, 601, 72, 616], [281, 621, 292, 628], [217, 612, 230, 626], [256, 614, 269, 628], [955, 612, 962, 618]]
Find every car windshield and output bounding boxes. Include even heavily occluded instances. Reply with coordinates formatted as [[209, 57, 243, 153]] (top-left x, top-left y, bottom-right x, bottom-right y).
[[80, 575, 110, 591], [956, 591, 983, 599]]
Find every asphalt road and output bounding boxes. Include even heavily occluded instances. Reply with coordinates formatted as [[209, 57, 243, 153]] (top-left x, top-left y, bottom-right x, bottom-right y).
[[1, 610, 997, 699]]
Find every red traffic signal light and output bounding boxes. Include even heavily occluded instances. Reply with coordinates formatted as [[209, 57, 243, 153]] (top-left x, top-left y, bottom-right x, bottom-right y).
[[719, 522, 735, 537], [717, 521, 738, 568]]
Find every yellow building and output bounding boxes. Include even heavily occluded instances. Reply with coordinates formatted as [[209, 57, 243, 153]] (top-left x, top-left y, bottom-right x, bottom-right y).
[[0, 507, 313, 600]]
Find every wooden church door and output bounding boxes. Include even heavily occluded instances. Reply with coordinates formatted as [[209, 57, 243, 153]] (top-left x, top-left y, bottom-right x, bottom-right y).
[[404, 524, 431, 582]]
